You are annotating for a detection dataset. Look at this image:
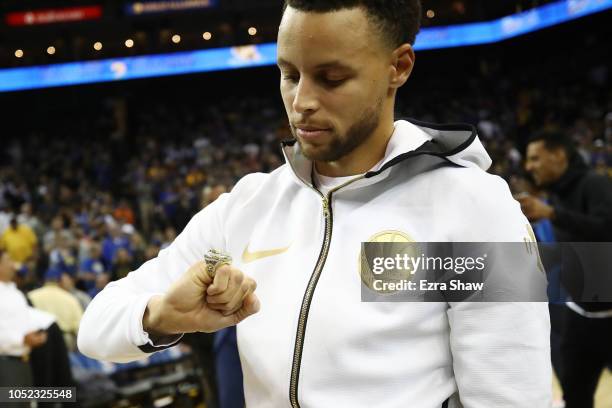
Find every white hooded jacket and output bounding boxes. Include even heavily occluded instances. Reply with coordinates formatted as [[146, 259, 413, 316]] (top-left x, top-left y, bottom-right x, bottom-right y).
[[78, 119, 551, 408]]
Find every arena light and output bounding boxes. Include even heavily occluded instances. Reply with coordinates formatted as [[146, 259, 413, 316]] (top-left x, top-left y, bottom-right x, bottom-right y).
[[426, 10, 435, 18], [1, 0, 611, 93], [172, 34, 181, 44], [15, 49, 24, 58], [248, 27, 257, 36], [94, 42, 103, 51], [203, 32, 212, 41], [47, 46, 56, 55], [125, 39, 134, 48]]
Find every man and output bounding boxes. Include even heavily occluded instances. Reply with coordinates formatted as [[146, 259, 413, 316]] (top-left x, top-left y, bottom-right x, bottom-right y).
[[0, 216, 37, 264], [0, 248, 53, 388], [78, 241, 109, 296], [42, 215, 73, 254], [521, 132, 612, 242], [59, 269, 92, 311], [29, 267, 84, 352], [521, 131, 612, 408], [17, 202, 44, 241], [79, 2, 551, 407]]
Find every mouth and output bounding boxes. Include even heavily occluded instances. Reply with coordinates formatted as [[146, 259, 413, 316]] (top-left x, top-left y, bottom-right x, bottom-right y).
[[294, 124, 332, 141]]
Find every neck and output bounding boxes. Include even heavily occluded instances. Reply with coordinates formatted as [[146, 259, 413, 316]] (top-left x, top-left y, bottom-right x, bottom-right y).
[[315, 115, 395, 177]]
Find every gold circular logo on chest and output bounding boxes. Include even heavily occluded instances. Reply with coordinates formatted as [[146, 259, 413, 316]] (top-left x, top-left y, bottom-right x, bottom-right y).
[[359, 230, 418, 294]]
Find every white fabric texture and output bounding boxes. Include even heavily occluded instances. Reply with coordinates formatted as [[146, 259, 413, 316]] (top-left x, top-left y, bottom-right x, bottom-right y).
[[78, 120, 551, 408], [0, 281, 55, 356]]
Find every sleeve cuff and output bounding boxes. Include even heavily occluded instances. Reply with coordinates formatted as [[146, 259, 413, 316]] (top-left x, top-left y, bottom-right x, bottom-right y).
[[130, 293, 183, 353], [138, 335, 183, 353]]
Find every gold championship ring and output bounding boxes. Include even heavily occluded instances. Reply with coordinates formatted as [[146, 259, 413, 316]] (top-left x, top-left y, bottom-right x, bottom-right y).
[[204, 249, 232, 279]]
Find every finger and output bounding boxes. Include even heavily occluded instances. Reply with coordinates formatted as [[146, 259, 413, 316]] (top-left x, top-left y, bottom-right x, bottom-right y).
[[189, 261, 212, 288], [208, 266, 242, 297], [517, 196, 532, 204], [232, 293, 261, 324], [207, 264, 232, 295], [207, 272, 246, 304], [222, 278, 257, 316], [209, 278, 253, 314], [202, 294, 260, 332]]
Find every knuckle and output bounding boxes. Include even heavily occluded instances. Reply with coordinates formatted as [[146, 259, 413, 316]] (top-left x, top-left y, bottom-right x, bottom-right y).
[[191, 261, 205, 272], [190, 262, 207, 279], [217, 265, 230, 277], [232, 269, 244, 284], [208, 293, 224, 303], [240, 281, 250, 292]]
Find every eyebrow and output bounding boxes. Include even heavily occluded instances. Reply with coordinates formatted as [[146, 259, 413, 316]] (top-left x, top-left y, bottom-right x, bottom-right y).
[[277, 58, 353, 70]]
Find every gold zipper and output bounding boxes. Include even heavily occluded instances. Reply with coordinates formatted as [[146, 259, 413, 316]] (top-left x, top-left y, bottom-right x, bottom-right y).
[[289, 175, 365, 408]]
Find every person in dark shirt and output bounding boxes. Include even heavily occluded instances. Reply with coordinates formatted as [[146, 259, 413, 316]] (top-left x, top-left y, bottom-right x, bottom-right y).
[[521, 131, 612, 408]]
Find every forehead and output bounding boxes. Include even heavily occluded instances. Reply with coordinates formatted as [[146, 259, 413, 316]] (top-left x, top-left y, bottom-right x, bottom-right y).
[[527, 141, 546, 155], [278, 6, 382, 68]]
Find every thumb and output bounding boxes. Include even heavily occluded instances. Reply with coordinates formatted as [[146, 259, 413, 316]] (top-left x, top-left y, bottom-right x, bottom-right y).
[[189, 261, 213, 289]]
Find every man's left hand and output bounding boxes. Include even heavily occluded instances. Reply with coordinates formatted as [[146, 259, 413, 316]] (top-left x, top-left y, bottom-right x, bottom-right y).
[[517, 195, 555, 222]]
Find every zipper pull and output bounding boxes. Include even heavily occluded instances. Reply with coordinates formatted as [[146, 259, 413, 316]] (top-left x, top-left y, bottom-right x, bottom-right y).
[[322, 197, 330, 217]]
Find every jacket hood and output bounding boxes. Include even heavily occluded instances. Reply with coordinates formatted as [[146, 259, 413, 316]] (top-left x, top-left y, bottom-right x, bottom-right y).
[[282, 119, 492, 186]]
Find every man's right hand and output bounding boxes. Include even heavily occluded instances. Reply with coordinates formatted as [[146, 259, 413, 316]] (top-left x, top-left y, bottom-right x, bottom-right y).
[[143, 261, 260, 338], [24, 331, 48, 348]]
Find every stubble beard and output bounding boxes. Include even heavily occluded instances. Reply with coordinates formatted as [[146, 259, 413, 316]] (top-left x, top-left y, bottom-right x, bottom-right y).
[[293, 98, 383, 163]]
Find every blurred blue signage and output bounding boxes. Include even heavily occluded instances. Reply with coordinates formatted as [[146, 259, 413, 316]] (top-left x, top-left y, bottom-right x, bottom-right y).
[[1, 0, 610, 92], [415, 0, 612, 50], [125, 0, 217, 15]]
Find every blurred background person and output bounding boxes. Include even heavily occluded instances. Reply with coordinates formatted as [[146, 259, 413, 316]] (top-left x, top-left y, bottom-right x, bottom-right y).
[[0, 216, 37, 266], [28, 266, 84, 352], [522, 131, 612, 408], [0, 247, 53, 388]]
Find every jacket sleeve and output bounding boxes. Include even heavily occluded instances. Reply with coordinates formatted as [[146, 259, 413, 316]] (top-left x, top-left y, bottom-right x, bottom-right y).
[[446, 172, 552, 408], [0, 315, 27, 355], [552, 174, 612, 241], [77, 192, 230, 363]]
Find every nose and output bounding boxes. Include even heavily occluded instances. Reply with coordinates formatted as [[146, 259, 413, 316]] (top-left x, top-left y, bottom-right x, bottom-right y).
[[292, 77, 319, 114]]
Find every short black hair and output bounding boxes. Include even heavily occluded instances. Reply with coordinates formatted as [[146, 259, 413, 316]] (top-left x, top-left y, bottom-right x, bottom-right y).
[[528, 131, 575, 157], [283, 0, 422, 47]]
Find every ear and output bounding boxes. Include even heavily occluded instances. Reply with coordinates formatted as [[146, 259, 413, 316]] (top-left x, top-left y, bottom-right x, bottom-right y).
[[551, 147, 567, 163], [389, 44, 415, 89]]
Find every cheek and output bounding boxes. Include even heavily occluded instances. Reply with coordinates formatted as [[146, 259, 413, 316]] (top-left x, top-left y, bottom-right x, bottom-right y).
[[323, 87, 366, 122], [280, 84, 295, 112]]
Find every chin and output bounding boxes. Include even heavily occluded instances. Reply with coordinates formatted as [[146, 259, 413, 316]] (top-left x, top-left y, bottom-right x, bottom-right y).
[[301, 148, 328, 162], [298, 141, 324, 159]]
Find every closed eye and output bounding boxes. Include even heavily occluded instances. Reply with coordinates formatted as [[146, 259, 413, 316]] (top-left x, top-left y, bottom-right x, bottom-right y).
[[321, 77, 346, 87], [283, 75, 300, 83]]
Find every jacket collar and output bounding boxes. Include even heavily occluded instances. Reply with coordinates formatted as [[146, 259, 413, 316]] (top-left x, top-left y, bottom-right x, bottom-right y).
[[548, 154, 589, 195], [281, 119, 491, 188]]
